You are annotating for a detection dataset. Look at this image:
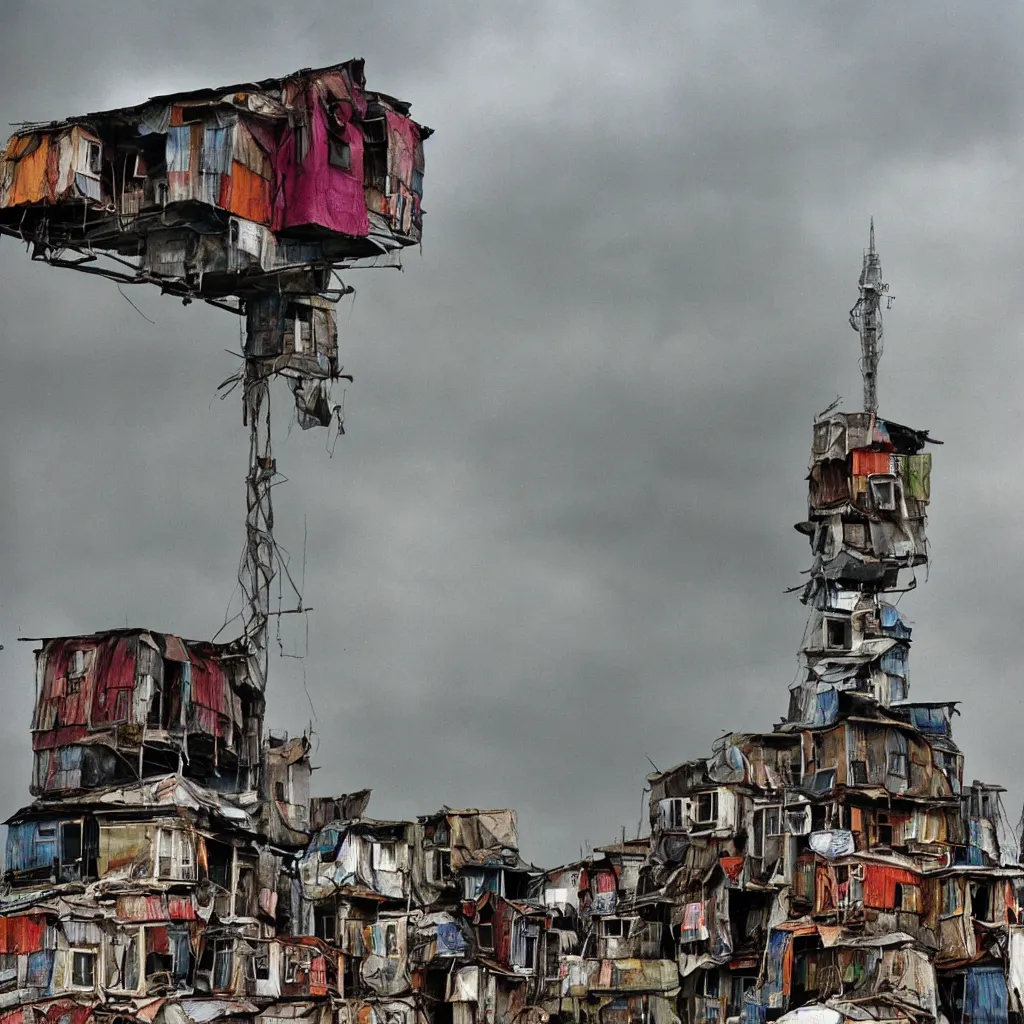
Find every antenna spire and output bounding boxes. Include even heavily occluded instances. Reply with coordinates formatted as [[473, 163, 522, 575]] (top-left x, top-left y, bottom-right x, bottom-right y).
[[848, 218, 889, 415]]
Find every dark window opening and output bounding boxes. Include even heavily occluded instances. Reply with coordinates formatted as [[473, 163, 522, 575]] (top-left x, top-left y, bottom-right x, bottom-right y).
[[971, 883, 991, 921], [876, 814, 894, 846], [729, 977, 757, 1017], [811, 804, 827, 832], [207, 840, 231, 890], [145, 951, 173, 978], [315, 907, 337, 942], [825, 617, 852, 650], [253, 947, 271, 981], [213, 941, 233, 991], [328, 136, 351, 170], [699, 971, 719, 998], [695, 791, 719, 824], [60, 821, 83, 882], [72, 951, 95, 988], [477, 924, 493, 949], [850, 761, 868, 786]]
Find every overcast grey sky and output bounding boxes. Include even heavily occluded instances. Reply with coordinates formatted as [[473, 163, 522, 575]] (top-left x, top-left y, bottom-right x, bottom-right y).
[[1, 1, 1023, 865]]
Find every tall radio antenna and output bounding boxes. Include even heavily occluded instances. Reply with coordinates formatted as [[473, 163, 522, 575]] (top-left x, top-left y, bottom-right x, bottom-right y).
[[848, 218, 891, 415]]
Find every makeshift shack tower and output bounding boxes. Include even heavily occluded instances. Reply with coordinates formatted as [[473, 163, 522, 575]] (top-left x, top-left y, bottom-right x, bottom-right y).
[[639, 226, 1024, 1024]]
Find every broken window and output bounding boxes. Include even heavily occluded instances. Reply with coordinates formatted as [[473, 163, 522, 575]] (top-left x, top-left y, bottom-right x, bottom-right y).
[[107, 929, 140, 991], [145, 927, 175, 981], [849, 760, 868, 786], [869, 474, 898, 511], [71, 950, 96, 989]]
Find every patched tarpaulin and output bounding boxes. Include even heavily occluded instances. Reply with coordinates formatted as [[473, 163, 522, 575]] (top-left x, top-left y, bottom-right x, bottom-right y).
[[448, 810, 519, 870]]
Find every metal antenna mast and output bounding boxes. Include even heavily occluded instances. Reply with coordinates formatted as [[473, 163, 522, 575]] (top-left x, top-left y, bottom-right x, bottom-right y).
[[848, 218, 890, 415]]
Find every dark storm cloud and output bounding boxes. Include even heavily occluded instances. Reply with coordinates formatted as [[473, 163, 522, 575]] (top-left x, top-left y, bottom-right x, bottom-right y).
[[1, 1, 1023, 863]]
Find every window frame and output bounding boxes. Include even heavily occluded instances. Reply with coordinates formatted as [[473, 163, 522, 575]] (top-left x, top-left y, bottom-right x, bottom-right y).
[[70, 948, 96, 991], [693, 791, 719, 825], [823, 614, 853, 651], [868, 474, 898, 511]]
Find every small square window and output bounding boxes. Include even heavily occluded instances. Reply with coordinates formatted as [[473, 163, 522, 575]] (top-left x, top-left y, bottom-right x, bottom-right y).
[[824, 616, 852, 650], [869, 475, 897, 511]]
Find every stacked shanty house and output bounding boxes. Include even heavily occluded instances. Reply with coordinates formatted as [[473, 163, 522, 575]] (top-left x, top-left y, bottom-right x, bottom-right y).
[[627, 404, 1024, 1024]]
